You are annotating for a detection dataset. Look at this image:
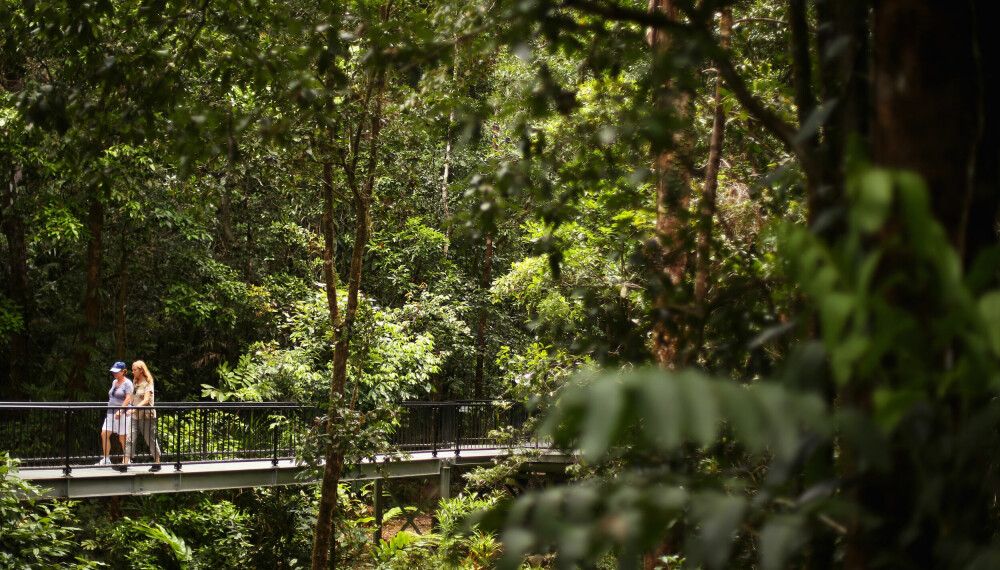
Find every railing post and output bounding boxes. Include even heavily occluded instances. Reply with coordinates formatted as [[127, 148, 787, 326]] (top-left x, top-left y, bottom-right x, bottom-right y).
[[454, 404, 462, 457], [431, 405, 439, 458], [63, 408, 72, 475], [201, 409, 208, 460], [272, 415, 279, 466], [174, 408, 182, 471]]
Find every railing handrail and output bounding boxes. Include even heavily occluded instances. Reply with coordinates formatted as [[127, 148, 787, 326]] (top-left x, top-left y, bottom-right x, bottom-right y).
[[0, 401, 307, 410], [0, 399, 536, 473], [0, 400, 517, 409]]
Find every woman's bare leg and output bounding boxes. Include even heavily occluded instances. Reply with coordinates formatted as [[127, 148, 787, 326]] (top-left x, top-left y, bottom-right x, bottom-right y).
[[118, 434, 129, 463], [100, 430, 112, 459]]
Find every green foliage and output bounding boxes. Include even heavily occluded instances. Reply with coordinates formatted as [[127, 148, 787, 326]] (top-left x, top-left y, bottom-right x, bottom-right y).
[[478, 368, 831, 569], [365, 492, 505, 570], [373, 530, 425, 566], [79, 491, 314, 569], [1, 454, 93, 569], [482, 165, 1000, 569], [497, 342, 593, 403], [207, 343, 326, 403], [84, 499, 249, 569], [9, 0, 994, 568], [369, 218, 451, 302], [434, 492, 504, 568], [205, 288, 443, 406], [131, 522, 194, 569], [231, 487, 315, 568], [0, 296, 24, 343]]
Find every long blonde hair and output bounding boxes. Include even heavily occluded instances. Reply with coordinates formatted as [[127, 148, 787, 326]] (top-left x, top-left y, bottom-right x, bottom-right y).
[[132, 360, 155, 385]]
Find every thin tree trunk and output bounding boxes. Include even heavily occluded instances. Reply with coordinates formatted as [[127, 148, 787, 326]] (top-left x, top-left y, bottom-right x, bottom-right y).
[[244, 186, 254, 283], [694, 9, 731, 305], [312, 60, 386, 570], [311, 161, 348, 570], [322, 162, 341, 325], [441, 50, 457, 258], [116, 230, 127, 359], [474, 233, 494, 399], [1, 166, 28, 399], [644, 2, 689, 566], [219, 111, 237, 257], [312, 171, 373, 570], [68, 195, 104, 395], [441, 107, 454, 258], [788, 0, 827, 225], [647, 0, 691, 368]]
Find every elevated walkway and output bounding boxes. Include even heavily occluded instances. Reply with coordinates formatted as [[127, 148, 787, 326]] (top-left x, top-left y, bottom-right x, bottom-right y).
[[2, 400, 572, 499]]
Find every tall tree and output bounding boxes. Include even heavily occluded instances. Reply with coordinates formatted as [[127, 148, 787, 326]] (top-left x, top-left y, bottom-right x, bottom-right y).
[[310, 4, 390, 565]]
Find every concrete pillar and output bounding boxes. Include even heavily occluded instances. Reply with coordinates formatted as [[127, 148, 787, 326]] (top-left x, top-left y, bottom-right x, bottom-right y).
[[440, 460, 452, 501]]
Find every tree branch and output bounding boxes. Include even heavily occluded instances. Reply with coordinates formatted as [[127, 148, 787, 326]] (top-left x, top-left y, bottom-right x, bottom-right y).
[[732, 17, 787, 27]]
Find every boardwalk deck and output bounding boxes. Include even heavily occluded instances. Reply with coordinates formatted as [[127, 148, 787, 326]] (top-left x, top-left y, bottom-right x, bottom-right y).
[[17, 448, 573, 498]]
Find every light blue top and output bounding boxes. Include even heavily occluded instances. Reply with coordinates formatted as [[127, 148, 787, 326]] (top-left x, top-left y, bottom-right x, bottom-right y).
[[107, 378, 134, 408]]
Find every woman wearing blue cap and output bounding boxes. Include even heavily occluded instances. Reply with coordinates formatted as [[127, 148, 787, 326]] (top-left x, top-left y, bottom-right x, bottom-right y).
[[96, 361, 133, 466]]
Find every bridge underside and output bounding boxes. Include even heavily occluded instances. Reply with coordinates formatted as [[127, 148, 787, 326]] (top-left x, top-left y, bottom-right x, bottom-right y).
[[17, 449, 573, 499]]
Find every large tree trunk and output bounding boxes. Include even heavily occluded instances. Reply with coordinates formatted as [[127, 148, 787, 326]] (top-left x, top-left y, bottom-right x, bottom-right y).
[[474, 233, 494, 399], [873, 0, 997, 261], [1, 166, 29, 399], [67, 195, 104, 395], [814, 0, 869, 227], [837, 3, 1000, 567]]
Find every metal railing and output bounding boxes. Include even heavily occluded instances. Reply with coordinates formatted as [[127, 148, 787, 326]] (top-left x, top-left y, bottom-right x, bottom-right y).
[[0, 400, 532, 474], [391, 400, 531, 456]]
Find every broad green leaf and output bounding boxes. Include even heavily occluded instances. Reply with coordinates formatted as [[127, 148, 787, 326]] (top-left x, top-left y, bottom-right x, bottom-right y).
[[819, 292, 854, 346], [872, 388, 922, 433], [579, 378, 625, 461], [852, 168, 893, 233], [759, 514, 808, 570], [639, 371, 683, 451], [689, 493, 747, 569], [677, 372, 721, 446], [978, 290, 1000, 356]]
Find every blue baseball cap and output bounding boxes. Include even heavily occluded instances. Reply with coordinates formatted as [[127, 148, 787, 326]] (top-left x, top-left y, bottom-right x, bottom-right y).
[[110, 361, 127, 373]]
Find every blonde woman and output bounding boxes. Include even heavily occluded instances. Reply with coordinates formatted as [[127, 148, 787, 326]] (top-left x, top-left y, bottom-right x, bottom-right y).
[[121, 360, 163, 472]]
